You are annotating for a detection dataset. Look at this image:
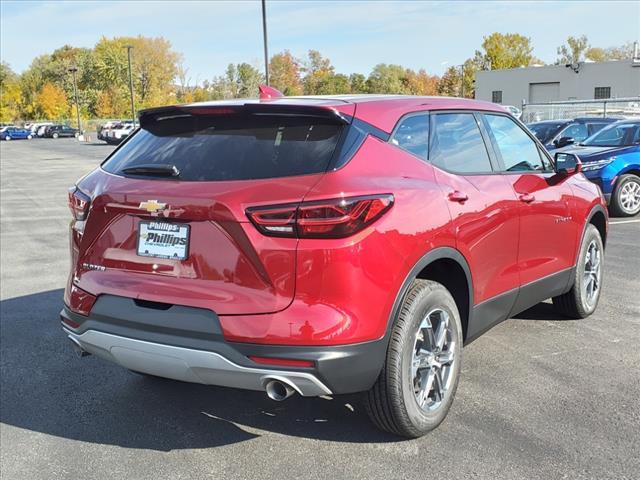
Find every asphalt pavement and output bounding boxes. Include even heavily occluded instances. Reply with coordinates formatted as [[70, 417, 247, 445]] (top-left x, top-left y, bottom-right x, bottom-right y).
[[1, 138, 639, 480]]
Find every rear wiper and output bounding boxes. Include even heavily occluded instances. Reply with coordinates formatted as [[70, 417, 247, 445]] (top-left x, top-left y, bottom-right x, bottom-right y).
[[122, 164, 180, 177]]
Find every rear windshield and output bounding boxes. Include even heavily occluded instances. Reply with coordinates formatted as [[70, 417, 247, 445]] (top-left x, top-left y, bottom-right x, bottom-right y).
[[102, 113, 344, 181], [527, 122, 565, 143]]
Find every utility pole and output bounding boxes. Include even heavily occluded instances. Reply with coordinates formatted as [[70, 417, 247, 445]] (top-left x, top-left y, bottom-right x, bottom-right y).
[[124, 45, 136, 124], [68, 66, 82, 135], [261, 0, 269, 85], [459, 64, 465, 98]]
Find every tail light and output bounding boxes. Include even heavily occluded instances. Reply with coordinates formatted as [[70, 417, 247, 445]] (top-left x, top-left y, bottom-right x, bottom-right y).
[[247, 194, 394, 238], [68, 187, 91, 221]]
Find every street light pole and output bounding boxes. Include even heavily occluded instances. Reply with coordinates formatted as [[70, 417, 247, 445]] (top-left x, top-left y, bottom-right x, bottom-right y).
[[261, 0, 269, 85], [124, 45, 136, 124], [68, 66, 82, 134]]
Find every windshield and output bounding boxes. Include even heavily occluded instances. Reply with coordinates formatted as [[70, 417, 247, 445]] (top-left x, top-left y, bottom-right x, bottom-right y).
[[527, 122, 565, 143], [582, 122, 640, 147]]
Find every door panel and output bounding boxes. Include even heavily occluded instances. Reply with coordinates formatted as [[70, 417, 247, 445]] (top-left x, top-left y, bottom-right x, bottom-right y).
[[434, 170, 520, 303], [507, 173, 578, 284]]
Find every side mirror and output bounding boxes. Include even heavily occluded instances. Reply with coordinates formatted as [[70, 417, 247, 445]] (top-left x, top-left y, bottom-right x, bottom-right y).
[[555, 152, 582, 175], [554, 136, 575, 148]]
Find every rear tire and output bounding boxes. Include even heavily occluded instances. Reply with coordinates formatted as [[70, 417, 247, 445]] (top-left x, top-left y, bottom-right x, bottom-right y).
[[553, 224, 603, 318], [52, 132, 59, 139], [365, 279, 462, 438], [609, 174, 640, 217], [27, 134, 33, 140]]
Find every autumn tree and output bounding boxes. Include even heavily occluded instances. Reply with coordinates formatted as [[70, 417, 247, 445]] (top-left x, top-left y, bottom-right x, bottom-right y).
[[34, 82, 69, 119], [269, 50, 303, 95], [475, 32, 534, 70], [302, 50, 334, 95], [556, 35, 590, 64], [406, 69, 440, 96], [586, 41, 637, 62], [0, 63, 22, 122]]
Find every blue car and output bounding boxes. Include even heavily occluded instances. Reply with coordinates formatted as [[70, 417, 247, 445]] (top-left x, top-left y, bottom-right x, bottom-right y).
[[527, 117, 618, 152], [1, 127, 33, 141], [559, 119, 640, 217]]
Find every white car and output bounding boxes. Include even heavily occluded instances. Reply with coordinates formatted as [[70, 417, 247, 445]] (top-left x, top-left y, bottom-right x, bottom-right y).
[[30, 122, 54, 137], [503, 105, 522, 119], [106, 122, 137, 144]]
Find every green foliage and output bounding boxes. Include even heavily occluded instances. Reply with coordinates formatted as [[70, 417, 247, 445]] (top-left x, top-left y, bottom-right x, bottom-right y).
[[0, 63, 22, 122], [556, 35, 590, 64], [475, 32, 533, 70]]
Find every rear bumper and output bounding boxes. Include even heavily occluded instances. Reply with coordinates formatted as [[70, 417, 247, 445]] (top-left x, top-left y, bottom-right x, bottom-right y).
[[60, 295, 388, 395]]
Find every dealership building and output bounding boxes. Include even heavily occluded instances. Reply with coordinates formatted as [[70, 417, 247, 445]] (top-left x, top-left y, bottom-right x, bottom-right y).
[[475, 58, 640, 107]]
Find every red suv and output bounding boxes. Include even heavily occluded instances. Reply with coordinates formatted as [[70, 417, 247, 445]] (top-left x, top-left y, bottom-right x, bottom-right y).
[[63, 92, 607, 437]]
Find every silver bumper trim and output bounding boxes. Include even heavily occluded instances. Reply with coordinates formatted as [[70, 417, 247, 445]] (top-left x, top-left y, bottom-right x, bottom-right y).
[[64, 329, 332, 397]]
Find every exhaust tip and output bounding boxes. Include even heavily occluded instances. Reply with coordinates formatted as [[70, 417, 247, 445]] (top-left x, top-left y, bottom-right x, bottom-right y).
[[68, 335, 90, 358], [265, 379, 295, 401]]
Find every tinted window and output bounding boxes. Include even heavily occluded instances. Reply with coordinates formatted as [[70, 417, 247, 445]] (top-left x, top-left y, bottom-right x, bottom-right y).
[[587, 123, 608, 136], [102, 113, 343, 181], [429, 113, 492, 173], [583, 122, 640, 147], [560, 123, 588, 142], [527, 122, 565, 143], [390, 114, 429, 159], [485, 114, 548, 172]]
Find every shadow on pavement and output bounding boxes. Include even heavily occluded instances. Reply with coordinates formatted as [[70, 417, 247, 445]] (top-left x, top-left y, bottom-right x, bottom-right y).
[[513, 301, 574, 321], [0, 289, 398, 451]]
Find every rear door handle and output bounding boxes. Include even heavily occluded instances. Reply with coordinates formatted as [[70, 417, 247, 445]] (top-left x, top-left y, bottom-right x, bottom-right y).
[[519, 193, 535, 203], [448, 191, 469, 203]]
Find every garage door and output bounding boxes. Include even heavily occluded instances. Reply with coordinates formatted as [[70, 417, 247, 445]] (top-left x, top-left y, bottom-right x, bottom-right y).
[[529, 82, 560, 103]]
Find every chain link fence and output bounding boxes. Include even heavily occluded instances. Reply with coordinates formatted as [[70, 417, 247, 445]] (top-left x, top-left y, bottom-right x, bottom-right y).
[[521, 98, 640, 124]]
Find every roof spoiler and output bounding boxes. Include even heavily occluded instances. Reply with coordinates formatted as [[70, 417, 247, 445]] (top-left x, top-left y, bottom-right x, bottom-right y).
[[138, 103, 352, 128]]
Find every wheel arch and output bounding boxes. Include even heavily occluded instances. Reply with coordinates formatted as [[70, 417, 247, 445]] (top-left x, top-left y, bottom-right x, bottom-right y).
[[387, 247, 473, 343], [585, 204, 608, 251]]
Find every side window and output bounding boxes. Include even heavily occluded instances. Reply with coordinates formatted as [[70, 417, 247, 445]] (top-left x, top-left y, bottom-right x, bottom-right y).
[[560, 123, 588, 142], [484, 114, 549, 172], [390, 114, 429, 160], [429, 113, 493, 173]]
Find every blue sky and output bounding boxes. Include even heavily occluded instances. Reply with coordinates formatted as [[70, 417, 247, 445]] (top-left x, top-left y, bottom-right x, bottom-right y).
[[1, 0, 639, 83]]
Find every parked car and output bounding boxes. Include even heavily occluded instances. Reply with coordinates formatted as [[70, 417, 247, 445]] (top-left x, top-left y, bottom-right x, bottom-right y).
[[502, 105, 522, 119], [44, 125, 79, 138], [558, 119, 640, 217], [1, 126, 33, 140], [105, 122, 137, 144], [527, 117, 618, 152], [63, 92, 607, 438], [29, 122, 54, 137], [97, 121, 120, 141]]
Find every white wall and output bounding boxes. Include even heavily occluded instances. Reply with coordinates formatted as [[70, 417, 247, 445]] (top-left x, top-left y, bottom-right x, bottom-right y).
[[475, 60, 640, 106]]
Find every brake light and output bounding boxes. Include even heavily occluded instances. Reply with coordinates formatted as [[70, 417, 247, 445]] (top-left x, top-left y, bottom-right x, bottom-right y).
[[246, 194, 394, 238], [68, 187, 91, 221]]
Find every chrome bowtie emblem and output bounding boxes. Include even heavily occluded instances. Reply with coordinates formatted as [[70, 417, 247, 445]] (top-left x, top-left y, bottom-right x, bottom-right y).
[[139, 200, 167, 213]]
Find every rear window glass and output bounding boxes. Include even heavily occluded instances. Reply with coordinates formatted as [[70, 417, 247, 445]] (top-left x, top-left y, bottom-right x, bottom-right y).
[[102, 113, 343, 181]]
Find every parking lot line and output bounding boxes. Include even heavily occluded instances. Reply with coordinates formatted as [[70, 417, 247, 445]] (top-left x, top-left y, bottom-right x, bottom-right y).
[[609, 219, 640, 225]]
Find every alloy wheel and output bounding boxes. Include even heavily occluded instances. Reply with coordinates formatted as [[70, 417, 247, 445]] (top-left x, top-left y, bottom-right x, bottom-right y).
[[582, 240, 602, 308], [411, 308, 457, 412], [619, 179, 640, 214]]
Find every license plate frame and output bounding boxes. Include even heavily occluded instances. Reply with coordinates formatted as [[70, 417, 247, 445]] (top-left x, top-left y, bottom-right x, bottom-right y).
[[137, 221, 190, 260]]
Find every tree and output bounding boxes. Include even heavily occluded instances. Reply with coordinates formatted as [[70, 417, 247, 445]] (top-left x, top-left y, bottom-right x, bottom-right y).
[[269, 50, 303, 95], [475, 32, 534, 70], [210, 63, 264, 99], [366, 64, 409, 94], [34, 82, 69, 120], [406, 69, 440, 96], [556, 35, 589, 64], [0, 63, 22, 122], [315, 74, 351, 95], [586, 41, 636, 62], [302, 50, 334, 95], [349, 73, 367, 93]]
